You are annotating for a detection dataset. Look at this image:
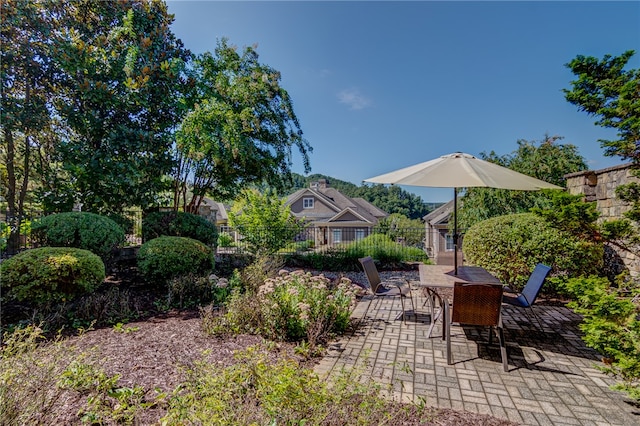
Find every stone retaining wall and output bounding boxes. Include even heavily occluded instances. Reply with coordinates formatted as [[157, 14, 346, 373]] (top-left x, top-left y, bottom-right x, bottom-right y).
[[565, 163, 640, 276]]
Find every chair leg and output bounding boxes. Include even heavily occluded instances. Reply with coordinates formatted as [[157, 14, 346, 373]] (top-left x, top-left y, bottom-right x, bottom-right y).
[[497, 325, 508, 372], [528, 305, 546, 333], [407, 290, 416, 320], [445, 302, 453, 365]]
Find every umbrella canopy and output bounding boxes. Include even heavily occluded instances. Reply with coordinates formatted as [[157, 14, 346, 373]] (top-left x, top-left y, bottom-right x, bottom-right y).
[[364, 152, 563, 274], [364, 152, 563, 190]]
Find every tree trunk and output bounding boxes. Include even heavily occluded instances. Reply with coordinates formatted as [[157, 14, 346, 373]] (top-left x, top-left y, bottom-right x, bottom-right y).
[[4, 127, 20, 255]]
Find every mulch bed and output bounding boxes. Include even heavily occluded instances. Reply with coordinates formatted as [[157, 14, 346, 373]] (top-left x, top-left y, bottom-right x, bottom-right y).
[[6, 265, 518, 425]]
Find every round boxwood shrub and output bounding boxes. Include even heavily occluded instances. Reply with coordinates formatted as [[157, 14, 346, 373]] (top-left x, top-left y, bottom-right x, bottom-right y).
[[463, 213, 603, 290], [31, 212, 125, 261], [137, 236, 214, 283], [142, 211, 218, 246], [0, 247, 105, 305]]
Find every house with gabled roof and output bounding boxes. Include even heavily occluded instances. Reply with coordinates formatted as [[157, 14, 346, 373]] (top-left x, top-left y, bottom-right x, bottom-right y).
[[285, 179, 388, 246], [423, 199, 463, 266], [424, 199, 454, 262]]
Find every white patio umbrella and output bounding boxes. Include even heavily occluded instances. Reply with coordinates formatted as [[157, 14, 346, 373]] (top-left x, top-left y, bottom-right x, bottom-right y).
[[364, 152, 563, 274]]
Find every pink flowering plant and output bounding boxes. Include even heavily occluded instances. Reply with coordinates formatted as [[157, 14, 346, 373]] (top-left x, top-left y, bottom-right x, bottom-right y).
[[257, 270, 357, 346]]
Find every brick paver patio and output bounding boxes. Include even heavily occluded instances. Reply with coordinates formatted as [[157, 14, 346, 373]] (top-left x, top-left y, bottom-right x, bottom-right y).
[[314, 289, 640, 425]]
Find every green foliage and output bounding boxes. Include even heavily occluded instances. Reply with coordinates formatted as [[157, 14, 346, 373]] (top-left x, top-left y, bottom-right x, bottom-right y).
[[229, 189, 304, 255], [31, 212, 125, 261], [142, 211, 218, 246], [0, 326, 78, 424], [66, 287, 142, 330], [531, 191, 601, 240], [1, 326, 159, 424], [565, 50, 640, 246], [347, 233, 428, 265], [563, 276, 640, 401], [530, 191, 636, 281], [217, 231, 235, 247], [163, 343, 435, 425], [1, 0, 63, 254], [58, 359, 162, 424], [458, 136, 586, 231], [564, 50, 639, 162], [173, 38, 312, 208], [155, 273, 240, 311], [0, 221, 9, 252], [464, 213, 603, 290], [285, 233, 429, 271], [376, 213, 425, 246], [112, 323, 139, 334], [55, 1, 190, 213], [206, 271, 356, 350], [235, 255, 285, 294], [137, 236, 214, 284], [0, 247, 105, 305], [279, 239, 315, 253]]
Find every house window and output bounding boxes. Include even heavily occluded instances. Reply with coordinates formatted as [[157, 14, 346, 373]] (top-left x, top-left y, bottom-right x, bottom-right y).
[[333, 229, 342, 243], [445, 233, 455, 251], [303, 197, 314, 209], [355, 229, 365, 241]]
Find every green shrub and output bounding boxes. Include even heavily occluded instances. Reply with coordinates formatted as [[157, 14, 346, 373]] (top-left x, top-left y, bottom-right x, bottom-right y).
[[1, 326, 80, 424], [0, 247, 105, 305], [0, 221, 9, 252], [31, 212, 125, 261], [155, 273, 240, 310], [206, 270, 357, 350], [137, 236, 214, 283], [464, 213, 604, 290], [563, 275, 640, 401], [163, 343, 436, 425], [285, 233, 428, 271], [217, 231, 235, 247], [142, 211, 218, 246]]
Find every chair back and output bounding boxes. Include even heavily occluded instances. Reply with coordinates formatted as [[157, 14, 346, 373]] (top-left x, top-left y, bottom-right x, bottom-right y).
[[452, 282, 503, 326], [358, 256, 382, 293], [521, 263, 551, 306]]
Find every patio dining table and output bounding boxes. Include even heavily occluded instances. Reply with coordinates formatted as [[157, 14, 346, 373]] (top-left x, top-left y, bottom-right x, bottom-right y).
[[417, 264, 502, 338]]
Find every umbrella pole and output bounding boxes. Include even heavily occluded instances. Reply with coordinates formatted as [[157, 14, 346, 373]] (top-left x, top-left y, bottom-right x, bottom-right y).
[[454, 188, 458, 275]]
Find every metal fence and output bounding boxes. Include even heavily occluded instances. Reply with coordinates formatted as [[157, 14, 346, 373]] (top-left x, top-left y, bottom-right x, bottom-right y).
[[1, 209, 427, 261], [217, 225, 427, 260], [1, 209, 143, 254]]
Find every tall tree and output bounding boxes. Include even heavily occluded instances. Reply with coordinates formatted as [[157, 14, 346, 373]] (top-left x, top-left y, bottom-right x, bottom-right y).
[[55, 0, 190, 214], [228, 188, 304, 255], [564, 50, 640, 229], [1, 0, 62, 252], [564, 50, 640, 162], [174, 39, 312, 213], [563, 50, 640, 403], [457, 136, 587, 231]]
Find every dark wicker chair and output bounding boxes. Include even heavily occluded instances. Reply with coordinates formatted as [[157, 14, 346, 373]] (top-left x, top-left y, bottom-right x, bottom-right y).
[[444, 282, 508, 372], [358, 256, 415, 323]]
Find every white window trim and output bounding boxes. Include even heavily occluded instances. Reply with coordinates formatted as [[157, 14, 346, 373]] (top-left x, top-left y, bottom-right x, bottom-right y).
[[303, 197, 314, 209], [445, 233, 455, 251]]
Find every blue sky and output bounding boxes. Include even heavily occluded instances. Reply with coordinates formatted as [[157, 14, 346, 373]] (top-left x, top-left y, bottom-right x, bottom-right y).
[[166, 1, 640, 202]]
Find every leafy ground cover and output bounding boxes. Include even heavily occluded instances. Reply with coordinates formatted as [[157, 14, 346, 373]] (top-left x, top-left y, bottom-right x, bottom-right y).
[[1, 266, 517, 425]]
